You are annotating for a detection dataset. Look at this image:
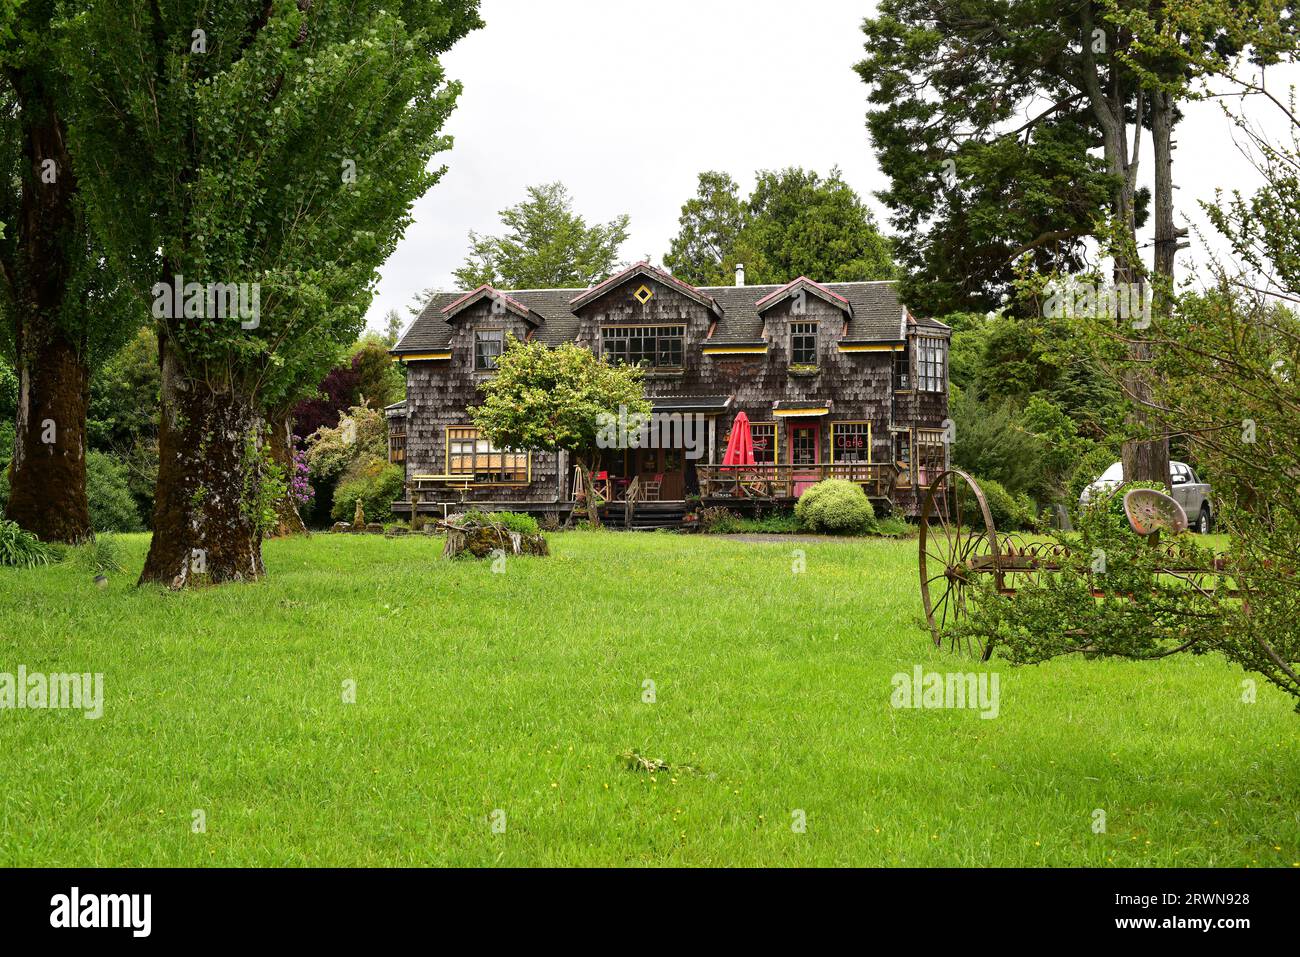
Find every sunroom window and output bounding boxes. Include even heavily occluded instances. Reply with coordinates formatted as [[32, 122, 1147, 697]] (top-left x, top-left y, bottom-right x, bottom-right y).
[[447, 426, 528, 483]]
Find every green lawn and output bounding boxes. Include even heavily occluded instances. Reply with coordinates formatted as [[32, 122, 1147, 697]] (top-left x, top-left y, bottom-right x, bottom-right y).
[[1, 530, 1296, 867]]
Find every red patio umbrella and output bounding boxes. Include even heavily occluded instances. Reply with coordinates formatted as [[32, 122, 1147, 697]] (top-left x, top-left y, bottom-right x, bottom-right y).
[[722, 411, 756, 468]]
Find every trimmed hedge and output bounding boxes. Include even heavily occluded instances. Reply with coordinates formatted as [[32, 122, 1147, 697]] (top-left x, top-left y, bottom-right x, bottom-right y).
[[795, 479, 879, 535]]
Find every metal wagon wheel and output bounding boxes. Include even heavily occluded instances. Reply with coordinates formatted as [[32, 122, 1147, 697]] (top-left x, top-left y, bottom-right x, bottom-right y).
[[919, 469, 1001, 660]]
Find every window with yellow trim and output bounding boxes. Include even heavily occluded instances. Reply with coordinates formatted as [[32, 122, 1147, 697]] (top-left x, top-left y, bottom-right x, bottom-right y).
[[447, 426, 529, 483], [831, 422, 872, 463]]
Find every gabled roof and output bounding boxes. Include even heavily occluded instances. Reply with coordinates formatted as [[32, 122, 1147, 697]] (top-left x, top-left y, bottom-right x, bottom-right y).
[[441, 284, 535, 323], [755, 276, 853, 317], [394, 279, 909, 355], [568, 261, 721, 317], [907, 310, 952, 336]]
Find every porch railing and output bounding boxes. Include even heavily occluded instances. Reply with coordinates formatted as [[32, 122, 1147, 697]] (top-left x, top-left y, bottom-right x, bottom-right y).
[[697, 462, 900, 501], [623, 475, 642, 527]]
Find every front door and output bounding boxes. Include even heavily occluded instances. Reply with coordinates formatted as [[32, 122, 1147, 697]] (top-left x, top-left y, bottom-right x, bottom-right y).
[[635, 448, 684, 500], [788, 423, 820, 496]]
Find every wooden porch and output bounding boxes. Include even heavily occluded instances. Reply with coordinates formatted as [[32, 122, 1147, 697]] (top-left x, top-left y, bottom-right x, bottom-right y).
[[696, 462, 899, 508]]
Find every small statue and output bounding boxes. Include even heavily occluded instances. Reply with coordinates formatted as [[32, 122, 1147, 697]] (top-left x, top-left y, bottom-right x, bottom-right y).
[[353, 497, 365, 530]]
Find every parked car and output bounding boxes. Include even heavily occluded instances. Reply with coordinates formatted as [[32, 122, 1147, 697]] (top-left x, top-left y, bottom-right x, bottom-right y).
[[1079, 461, 1214, 533]]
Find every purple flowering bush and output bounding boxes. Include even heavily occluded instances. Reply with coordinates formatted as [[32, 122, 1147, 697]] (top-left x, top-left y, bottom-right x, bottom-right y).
[[290, 447, 314, 509]]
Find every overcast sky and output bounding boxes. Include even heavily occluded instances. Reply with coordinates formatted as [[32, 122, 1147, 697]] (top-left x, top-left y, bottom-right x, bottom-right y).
[[365, 0, 1298, 333]]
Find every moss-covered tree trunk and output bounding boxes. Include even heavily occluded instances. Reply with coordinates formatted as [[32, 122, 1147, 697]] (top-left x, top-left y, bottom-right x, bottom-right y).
[[139, 336, 265, 586], [267, 413, 307, 538], [6, 332, 91, 542], [3, 95, 92, 543]]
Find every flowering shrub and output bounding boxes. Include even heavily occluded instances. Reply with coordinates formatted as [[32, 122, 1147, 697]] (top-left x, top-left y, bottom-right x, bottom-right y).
[[290, 447, 314, 509]]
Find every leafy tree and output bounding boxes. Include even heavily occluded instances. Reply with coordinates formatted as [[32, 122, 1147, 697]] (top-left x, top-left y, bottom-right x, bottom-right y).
[[87, 327, 161, 525], [350, 334, 404, 410], [663, 171, 748, 286], [304, 403, 388, 526], [980, 39, 1300, 708], [856, 0, 1179, 483], [740, 167, 895, 285], [857, 1, 1154, 313], [950, 393, 1047, 497], [0, 0, 139, 543], [454, 182, 630, 289], [382, 308, 404, 347], [88, 327, 160, 454], [664, 168, 894, 286], [86, 451, 144, 533], [471, 337, 650, 527], [68, 0, 482, 584], [0, 353, 16, 424], [292, 364, 362, 443]]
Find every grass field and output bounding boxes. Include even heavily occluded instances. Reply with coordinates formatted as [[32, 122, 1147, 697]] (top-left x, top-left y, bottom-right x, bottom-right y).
[[1, 530, 1296, 867]]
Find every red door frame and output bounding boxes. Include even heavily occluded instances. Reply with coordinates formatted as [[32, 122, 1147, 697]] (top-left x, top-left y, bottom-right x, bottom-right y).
[[787, 421, 821, 495]]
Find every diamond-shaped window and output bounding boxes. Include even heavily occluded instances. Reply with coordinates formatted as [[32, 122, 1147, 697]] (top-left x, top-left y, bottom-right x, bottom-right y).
[[633, 284, 654, 305]]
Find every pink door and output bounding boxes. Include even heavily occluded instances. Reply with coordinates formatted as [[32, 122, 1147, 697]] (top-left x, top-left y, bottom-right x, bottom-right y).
[[788, 423, 820, 496]]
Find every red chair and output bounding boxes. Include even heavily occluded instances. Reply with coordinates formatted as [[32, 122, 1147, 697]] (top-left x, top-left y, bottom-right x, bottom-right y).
[[643, 472, 663, 501]]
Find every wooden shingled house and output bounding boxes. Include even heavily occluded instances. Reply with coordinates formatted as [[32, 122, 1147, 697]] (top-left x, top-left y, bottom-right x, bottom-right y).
[[386, 261, 950, 526]]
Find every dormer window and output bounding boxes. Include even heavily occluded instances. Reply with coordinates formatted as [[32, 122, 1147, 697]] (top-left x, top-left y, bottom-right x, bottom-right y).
[[791, 322, 819, 367], [475, 330, 504, 370], [602, 325, 685, 370]]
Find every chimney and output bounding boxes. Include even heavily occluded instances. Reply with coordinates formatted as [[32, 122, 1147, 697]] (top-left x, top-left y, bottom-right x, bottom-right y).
[[735, 263, 745, 287]]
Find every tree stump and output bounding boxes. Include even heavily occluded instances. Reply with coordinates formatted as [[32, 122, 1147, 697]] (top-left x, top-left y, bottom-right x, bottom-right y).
[[440, 516, 549, 559]]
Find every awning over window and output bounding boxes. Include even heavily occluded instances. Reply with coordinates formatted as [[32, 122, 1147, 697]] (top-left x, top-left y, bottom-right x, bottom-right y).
[[773, 400, 832, 417], [651, 396, 733, 414]]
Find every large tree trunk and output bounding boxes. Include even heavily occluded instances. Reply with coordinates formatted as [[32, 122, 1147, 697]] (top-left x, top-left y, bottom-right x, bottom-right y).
[[267, 413, 308, 537], [139, 336, 265, 586], [1151, 90, 1180, 285], [3, 86, 92, 542], [5, 332, 91, 541], [1079, 12, 1170, 487], [1121, 87, 1177, 490]]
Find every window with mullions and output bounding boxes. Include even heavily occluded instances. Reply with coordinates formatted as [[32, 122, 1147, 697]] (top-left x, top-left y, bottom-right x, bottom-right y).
[[917, 337, 947, 392], [475, 330, 504, 370], [601, 325, 685, 369], [916, 429, 947, 487], [790, 322, 818, 366], [893, 431, 912, 487], [447, 426, 529, 483], [831, 422, 872, 463], [894, 346, 911, 391], [750, 422, 777, 465], [388, 422, 406, 465]]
